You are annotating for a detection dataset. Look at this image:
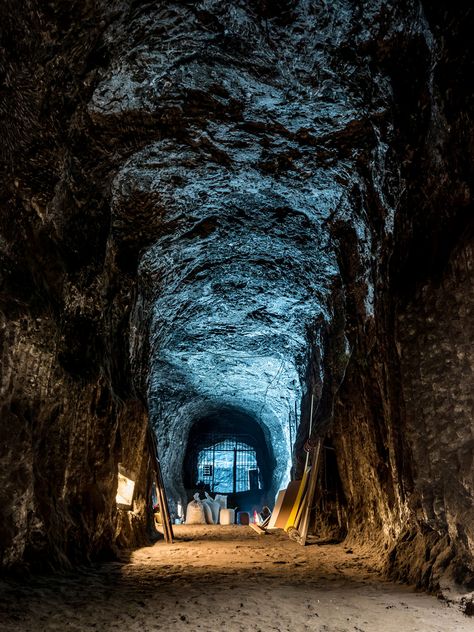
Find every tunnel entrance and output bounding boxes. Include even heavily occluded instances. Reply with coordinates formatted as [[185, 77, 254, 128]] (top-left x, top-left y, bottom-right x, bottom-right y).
[[183, 411, 275, 513], [196, 437, 261, 494]]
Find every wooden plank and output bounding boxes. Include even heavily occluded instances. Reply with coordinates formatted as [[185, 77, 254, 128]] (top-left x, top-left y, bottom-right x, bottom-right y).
[[291, 438, 323, 546], [267, 489, 286, 529], [272, 480, 302, 529], [156, 468, 172, 543], [284, 466, 310, 531], [249, 523, 267, 535], [294, 485, 307, 529], [148, 426, 174, 544]]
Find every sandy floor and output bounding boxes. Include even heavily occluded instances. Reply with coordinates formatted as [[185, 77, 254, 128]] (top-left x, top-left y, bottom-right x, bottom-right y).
[[0, 525, 472, 632]]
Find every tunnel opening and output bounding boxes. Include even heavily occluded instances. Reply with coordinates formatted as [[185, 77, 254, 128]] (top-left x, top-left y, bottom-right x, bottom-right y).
[[183, 410, 276, 514]]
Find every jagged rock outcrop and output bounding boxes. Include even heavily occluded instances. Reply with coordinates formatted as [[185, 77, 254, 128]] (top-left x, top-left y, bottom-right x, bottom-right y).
[[0, 0, 154, 569], [0, 0, 473, 596], [296, 4, 474, 592]]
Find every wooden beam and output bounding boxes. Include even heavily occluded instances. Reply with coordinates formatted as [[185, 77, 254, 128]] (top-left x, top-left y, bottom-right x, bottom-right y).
[[148, 426, 174, 544], [289, 438, 322, 546]]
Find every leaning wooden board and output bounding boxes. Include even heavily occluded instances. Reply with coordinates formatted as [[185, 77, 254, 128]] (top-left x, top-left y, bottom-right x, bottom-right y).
[[148, 426, 174, 544], [297, 439, 323, 545], [268, 480, 303, 529], [284, 466, 311, 531], [267, 489, 285, 529]]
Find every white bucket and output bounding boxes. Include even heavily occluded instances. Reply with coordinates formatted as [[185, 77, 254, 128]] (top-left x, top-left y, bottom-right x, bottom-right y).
[[220, 508, 235, 525]]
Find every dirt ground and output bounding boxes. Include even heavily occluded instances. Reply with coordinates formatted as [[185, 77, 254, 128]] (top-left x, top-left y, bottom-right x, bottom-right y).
[[0, 525, 472, 632]]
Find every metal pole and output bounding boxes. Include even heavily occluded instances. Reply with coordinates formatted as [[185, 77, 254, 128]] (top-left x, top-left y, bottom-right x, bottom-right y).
[[288, 412, 293, 449], [305, 393, 314, 469], [233, 447, 237, 494], [212, 443, 215, 492]]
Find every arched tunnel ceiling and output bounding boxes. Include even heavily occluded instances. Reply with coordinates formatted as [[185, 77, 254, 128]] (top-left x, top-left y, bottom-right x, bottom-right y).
[[111, 145, 342, 495], [89, 0, 412, 499]]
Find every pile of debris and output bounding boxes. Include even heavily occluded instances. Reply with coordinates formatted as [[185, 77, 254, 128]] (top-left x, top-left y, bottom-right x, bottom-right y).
[[250, 438, 323, 545], [179, 438, 323, 549]]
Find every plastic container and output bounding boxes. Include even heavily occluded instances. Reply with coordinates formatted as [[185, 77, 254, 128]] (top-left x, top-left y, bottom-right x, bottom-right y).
[[220, 508, 235, 525], [237, 511, 250, 526]]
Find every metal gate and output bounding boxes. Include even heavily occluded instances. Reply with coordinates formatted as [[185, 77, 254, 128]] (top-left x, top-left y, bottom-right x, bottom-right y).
[[196, 435, 260, 493]]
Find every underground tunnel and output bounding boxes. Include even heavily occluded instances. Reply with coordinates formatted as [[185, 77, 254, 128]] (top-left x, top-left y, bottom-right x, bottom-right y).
[[182, 409, 277, 512], [1, 1, 474, 630]]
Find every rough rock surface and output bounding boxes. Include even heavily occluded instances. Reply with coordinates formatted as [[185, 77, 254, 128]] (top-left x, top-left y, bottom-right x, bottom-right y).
[[0, 0, 473, 599], [0, 313, 152, 568], [0, 0, 154, 568]]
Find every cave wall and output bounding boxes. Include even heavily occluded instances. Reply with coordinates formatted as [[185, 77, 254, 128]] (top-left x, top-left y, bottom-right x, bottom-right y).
[[0, 1, 153, 570], [0, 311, 151, 569], [306, 4, 474, 591], [318, 233, 474, 592], [0, 0, 473, 589], [393, 237, 474, 588]]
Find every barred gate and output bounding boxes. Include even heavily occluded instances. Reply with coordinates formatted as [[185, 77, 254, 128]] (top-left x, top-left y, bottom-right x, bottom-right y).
[[196, 435, 261, 493]]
